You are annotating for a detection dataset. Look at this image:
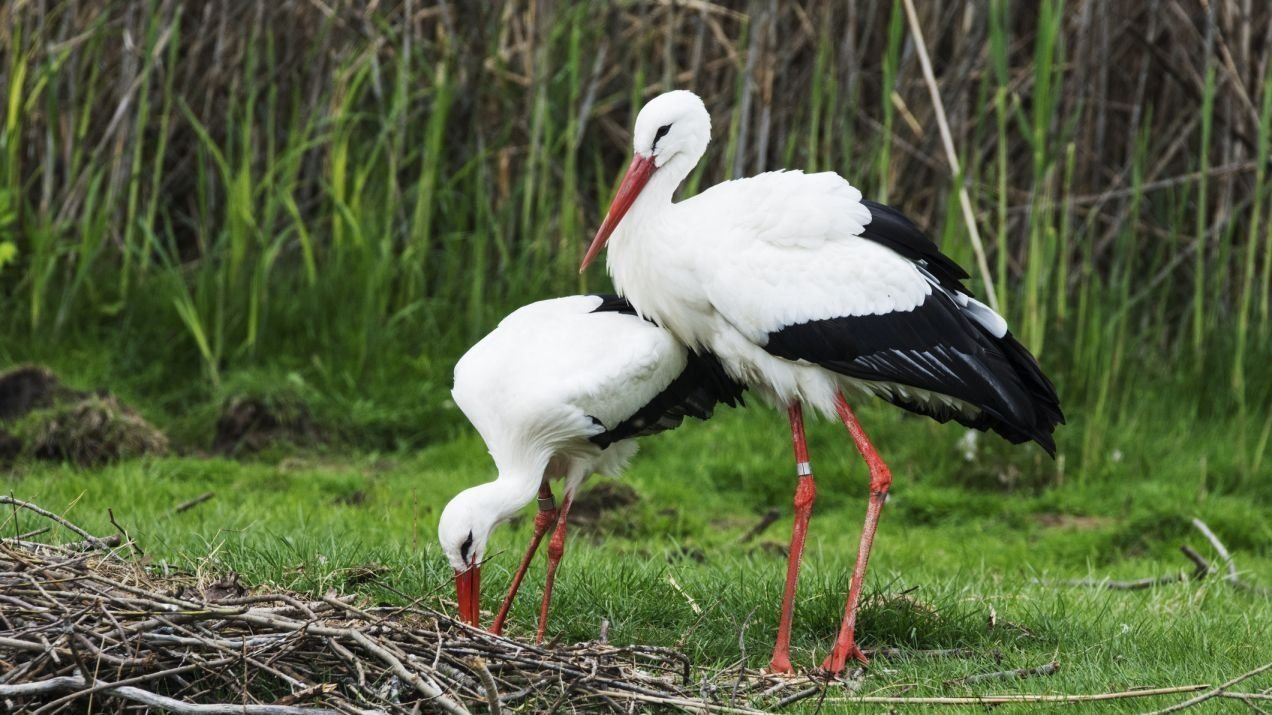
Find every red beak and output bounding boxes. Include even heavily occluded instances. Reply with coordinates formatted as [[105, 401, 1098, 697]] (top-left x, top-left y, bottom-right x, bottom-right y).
[[580, 154, 656, 272], [454, 565, 481, 627]]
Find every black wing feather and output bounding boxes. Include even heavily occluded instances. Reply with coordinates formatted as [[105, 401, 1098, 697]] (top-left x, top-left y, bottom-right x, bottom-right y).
[[590, 349, 745, 448], [764, 290, 1063, 455], [859, 200, 970, 293], [587, 293, 639, 316]]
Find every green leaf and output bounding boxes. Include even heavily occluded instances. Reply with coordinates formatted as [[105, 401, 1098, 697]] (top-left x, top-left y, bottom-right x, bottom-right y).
[[0, 189, 14, 228], [0, 241, 16, 270]]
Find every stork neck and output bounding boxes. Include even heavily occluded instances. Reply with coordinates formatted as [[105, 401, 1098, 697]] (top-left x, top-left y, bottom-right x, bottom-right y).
[[460, 476, 533, 530], [485, 457, 551, 524]]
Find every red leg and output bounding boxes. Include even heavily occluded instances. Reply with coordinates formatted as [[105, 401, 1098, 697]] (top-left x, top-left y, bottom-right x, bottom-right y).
[[768, 401, 818, 674], [821, 391, 893, 674], [491, 482, 557, 636], [535, 493, 575, 643]]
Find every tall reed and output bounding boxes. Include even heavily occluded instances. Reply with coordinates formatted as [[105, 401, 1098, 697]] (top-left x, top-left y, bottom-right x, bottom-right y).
[[0, 1, 1267, 477]]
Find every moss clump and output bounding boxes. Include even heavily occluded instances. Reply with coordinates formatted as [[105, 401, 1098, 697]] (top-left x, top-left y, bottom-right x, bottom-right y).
[[212, 394, 321, 456], [18, 394, 168, 466], [0, 365, 168, 466]]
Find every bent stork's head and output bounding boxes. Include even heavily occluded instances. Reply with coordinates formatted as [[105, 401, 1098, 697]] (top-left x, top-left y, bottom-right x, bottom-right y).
[[580, 90, 711, 271], [438, 488, 499, 627]]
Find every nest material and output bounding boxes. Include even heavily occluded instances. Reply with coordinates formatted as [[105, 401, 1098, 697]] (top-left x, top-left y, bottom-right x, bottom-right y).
[[0, 497, 736, 715]]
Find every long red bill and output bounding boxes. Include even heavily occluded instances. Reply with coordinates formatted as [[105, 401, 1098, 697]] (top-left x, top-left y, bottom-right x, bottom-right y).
[[455, 565, 481, 627], [580, 154, 656, 272]]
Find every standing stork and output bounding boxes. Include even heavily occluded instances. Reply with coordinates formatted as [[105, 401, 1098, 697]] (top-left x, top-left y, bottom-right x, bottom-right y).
[[579, 90, 1063, 674], [438, 294, 743, 640]]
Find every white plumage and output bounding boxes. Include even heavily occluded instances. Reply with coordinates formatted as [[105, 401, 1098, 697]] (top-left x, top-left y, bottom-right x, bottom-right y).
[[439, 294, 742, 636], [581, 89, 1061, 674], [441, 295, 684, 570], [585, 91, 1058, 443]]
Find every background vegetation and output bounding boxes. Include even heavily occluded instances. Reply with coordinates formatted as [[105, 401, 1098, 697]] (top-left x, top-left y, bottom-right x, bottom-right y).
[[2, 0, 1269, 465], [1, 0, 1270, 706]]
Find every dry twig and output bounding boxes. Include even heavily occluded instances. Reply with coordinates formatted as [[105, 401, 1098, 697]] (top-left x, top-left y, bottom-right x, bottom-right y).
[[1147, 661, 1272, 714], [1046, 520, 1269, 594], [737, 508, 780, 544], [944, 660, 1060, 687], [0, 504, 713, 714], [174, 491, 217, 514], [900, 0, 999, 311]]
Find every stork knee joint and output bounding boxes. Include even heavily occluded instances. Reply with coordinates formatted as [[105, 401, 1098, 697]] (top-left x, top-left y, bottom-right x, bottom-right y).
[[867, 458, 891, 488], [869, 470, 892, 495], [534, 510, 558, 531], [794, 476, 816, 510], [547, 538, 566, 561]]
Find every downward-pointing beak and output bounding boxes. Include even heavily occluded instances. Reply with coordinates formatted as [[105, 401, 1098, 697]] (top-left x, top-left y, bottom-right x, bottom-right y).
[[580, 154, 656, 272], [454, 564, 481, 627]]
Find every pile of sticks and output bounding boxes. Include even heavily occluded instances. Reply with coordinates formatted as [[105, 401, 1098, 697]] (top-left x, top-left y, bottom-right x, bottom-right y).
[[0, 498, 698, 714], [4, 496, 1266, 714]]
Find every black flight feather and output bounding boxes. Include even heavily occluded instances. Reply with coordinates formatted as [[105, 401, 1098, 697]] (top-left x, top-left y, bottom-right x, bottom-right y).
[[763, 290, 1063, 455], [588, 293, 640, 316], [586, 294, 745, 448], [859, 200, 970, 293]]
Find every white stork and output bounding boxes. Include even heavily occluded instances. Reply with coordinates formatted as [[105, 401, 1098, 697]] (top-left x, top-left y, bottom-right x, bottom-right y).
[[580, 90, 1063, 674], [438, 294, 743, 640]]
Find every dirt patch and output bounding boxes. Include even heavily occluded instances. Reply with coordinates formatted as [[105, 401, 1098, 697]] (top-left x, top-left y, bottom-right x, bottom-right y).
[[1033, 513, 1114, 530], [334, 490, 368, 506], [0, 365, 167, 466], [25, 394, 168, 466], [174, 573, 249, 603], [756, 541, 790, 558], [212, 396, 320, 455], [569, 481, 640, 528], [0, 365, 87, 422]]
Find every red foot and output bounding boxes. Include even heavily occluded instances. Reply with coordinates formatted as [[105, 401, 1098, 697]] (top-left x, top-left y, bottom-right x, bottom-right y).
[[768, 652, 794, 675], [820, 642, 869, 675]]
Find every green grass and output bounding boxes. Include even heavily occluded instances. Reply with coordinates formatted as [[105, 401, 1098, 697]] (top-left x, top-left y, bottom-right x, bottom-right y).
[[5, 403, 1269, 711]]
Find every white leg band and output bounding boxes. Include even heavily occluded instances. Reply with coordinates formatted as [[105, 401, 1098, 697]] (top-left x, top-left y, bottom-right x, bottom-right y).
[[795, 461, 812, 477]]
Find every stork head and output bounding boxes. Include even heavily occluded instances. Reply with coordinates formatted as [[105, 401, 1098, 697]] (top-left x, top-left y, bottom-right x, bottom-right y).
[[631, 90, 711, 170], [580, 90, 711, 271], [438, 487, 499, 627]]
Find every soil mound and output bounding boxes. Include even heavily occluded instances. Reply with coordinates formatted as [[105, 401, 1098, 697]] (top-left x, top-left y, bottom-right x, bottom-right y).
[[212, 395, 320, 455], [0, 365, 167, 466]]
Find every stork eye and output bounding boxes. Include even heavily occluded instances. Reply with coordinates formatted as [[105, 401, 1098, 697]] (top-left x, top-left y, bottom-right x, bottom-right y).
[[652, 124, 672, 149], [459, 531, 474, 563]]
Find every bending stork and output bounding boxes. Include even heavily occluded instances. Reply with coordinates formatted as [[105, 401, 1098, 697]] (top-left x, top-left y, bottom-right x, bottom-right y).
[[438, 294, 744, 639]]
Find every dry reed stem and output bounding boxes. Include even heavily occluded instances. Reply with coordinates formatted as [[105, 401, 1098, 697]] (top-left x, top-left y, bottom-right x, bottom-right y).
[[1146, 661, 1272, 714], [900, 0, 999, 311]]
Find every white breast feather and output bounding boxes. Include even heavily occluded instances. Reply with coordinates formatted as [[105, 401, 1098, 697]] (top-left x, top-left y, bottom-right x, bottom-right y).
[[610, 169, 941, 416], [452, 296, 689, 462], [685, 172, 932, 341]]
